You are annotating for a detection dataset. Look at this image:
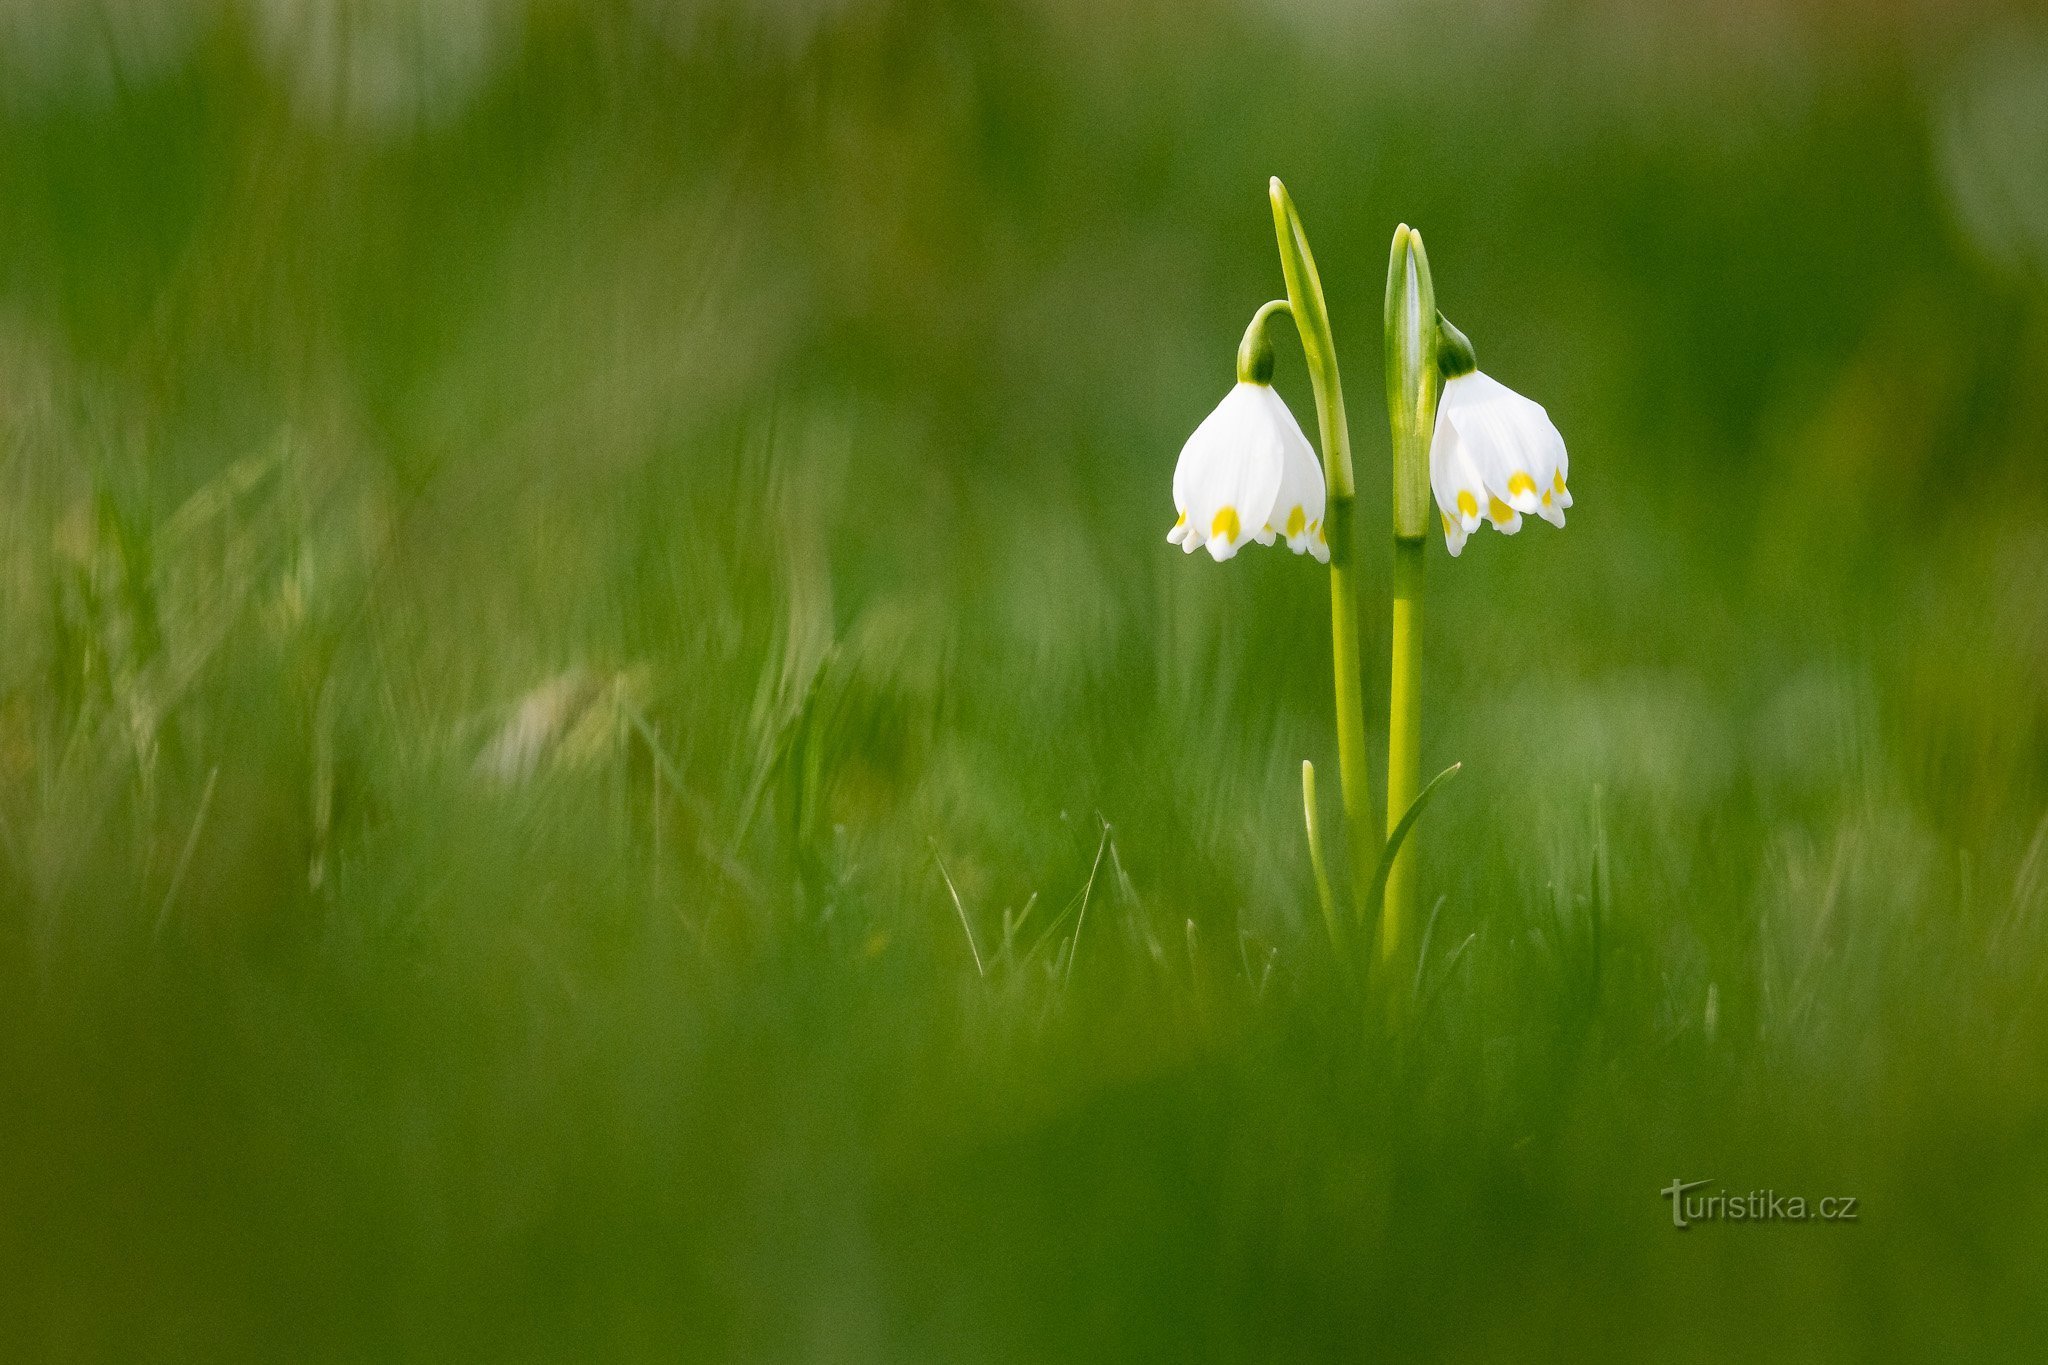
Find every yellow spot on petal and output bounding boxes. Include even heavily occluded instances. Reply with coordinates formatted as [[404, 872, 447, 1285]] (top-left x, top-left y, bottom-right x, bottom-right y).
[[1211, 506, 1241, 542], [1442, 512, 1455, 538], [1285, 505, 1306, 537], [1508, 472, 1537, 500], [1173, 512, 1187, 530], [1455, 490, 1478, 519], [1488, 495, 1515, 524], [1541, 491, 1552, 506], [1553, 470, 1567, 494]]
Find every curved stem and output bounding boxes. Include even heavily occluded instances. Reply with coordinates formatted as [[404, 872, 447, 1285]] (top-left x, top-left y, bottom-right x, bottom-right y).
[[1237, 299, 1292, 384], [1269, 178, 1378, 929]]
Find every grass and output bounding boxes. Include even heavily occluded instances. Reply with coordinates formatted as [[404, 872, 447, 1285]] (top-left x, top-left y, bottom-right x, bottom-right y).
[[3, 2, 2048, 1359]]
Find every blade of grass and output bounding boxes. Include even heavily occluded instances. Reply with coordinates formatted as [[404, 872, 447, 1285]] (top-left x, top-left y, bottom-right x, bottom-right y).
[[1063, 819, 1110, 987], [154, 764, 219, 942], [929, 838, 986, 979], [1411, 893, 1449, 1000], [1302, 759, 1346, 967]]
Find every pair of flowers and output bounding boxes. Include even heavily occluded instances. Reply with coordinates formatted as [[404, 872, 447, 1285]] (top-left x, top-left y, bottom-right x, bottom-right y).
[[1169, 356, 1568, 559]]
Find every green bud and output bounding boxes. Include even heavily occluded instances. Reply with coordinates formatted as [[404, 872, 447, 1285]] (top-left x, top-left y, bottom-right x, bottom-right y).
[[1383, 225, 1439, 541], [1435, 311, 1476, 379]]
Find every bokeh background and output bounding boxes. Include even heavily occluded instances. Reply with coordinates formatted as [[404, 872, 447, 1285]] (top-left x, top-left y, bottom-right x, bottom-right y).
[[3, 0, 2047, 1358]]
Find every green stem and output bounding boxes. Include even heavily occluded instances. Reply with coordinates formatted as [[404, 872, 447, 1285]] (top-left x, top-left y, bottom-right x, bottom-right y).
[[1327, 509, 1375, 923], [1383, 537, 1424, 959], [1270, 178, 1378, 927], [1381, 225, 1441, 964], [1237, 299, 1291, 384]]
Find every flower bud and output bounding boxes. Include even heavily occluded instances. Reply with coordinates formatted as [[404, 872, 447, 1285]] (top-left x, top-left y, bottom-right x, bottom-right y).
[[1383, 226, 1439, 541]]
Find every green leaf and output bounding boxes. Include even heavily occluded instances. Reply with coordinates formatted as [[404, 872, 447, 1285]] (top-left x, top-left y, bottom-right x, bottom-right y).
[[1367, 761, 1461, 930], [1301, 759, 1350, 980]]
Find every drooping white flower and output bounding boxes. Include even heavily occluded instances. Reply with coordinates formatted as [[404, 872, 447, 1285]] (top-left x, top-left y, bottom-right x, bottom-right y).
[[1168, 382, 1328, 563], [1428, 370, 1568, 557]]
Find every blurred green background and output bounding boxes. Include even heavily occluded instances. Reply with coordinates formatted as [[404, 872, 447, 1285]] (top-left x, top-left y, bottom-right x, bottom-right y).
[[3, 0, 2047, 1358]]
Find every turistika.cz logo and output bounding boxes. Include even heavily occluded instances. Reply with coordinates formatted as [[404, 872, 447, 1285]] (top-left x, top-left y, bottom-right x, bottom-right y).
[[1660, 1179, 1859, 1229]]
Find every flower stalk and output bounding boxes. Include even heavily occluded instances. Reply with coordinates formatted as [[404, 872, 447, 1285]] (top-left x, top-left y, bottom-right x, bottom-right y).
[[1381, 225, 1440, 963], [1236, 298, 1290, 384], [1268, 179, 1379, 932]]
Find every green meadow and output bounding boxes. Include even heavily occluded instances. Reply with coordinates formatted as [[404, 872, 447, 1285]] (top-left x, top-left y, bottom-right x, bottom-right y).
[[3, 2, 2046, 1358]]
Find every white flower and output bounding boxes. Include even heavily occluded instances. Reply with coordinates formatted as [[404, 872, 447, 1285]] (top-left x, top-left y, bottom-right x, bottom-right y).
[[1168, 382, 1329, 563], [1428, 371, 1569, 557]]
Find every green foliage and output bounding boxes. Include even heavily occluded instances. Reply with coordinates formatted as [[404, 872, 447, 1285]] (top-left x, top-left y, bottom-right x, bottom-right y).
[[1367, 760, 1460, 944], [2, 2, 2047, 1359]]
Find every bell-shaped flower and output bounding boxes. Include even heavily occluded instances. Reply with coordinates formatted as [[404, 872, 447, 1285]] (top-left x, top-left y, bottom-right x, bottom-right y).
[[1168, 381, 1328, 563], [1429, 369, 1568, 557]]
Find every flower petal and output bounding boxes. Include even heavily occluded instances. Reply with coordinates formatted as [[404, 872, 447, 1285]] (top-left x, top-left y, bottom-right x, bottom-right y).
[[1428, 404, 1488, 549], [1440, 508, 1467, 557], [1258, 385, 1326, 557], [1169, 382, 1292, 563], [1444, 371, 1565, 519]]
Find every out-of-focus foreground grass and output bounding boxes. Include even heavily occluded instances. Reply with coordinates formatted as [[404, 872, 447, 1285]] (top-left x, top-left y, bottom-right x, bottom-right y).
[[3, 1, 2048, 1358]]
